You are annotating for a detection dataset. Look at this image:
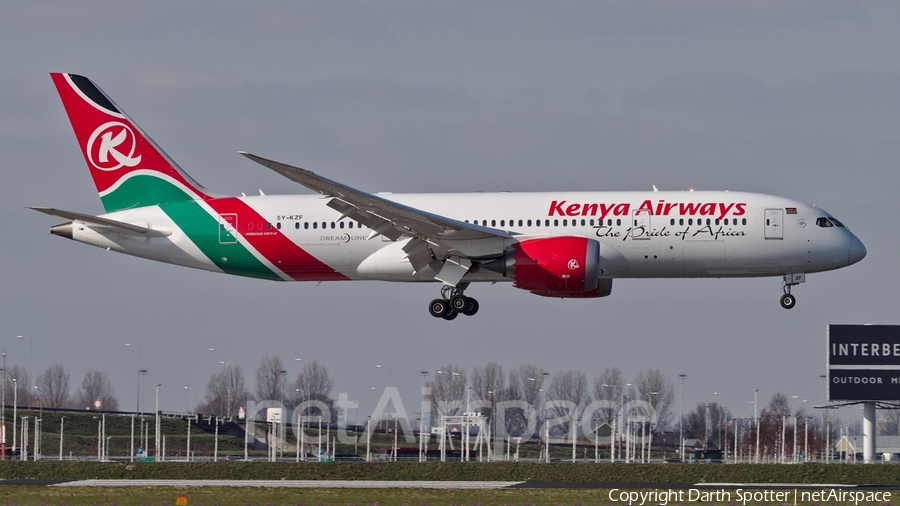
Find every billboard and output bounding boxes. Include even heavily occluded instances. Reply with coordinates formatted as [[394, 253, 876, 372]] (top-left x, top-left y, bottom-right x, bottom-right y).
[[828, 325, 900, 401]]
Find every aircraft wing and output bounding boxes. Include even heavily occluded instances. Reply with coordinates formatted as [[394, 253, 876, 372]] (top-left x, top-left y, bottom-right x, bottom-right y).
[[28, 207, 172, 237], [239, 152, 512, 243]]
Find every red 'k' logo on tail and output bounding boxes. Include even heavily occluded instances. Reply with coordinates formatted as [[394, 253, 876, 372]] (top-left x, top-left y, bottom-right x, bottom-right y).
[[87, 121, 142, 171]]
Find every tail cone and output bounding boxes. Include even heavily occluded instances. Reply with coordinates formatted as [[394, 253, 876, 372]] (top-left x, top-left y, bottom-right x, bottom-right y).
[[50, 222, 73, 239]]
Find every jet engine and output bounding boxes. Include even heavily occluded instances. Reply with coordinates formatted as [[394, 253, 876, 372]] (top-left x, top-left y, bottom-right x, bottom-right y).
[[481, 236, 615, 298]]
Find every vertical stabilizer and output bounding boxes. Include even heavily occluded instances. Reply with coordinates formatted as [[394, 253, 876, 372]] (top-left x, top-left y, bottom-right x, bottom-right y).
[[50, 73, 215, 212]]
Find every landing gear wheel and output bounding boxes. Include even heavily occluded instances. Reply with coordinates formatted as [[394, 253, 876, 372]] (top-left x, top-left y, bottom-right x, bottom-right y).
[[450, 295, 468, 312], [429, 299, 449, 318], [442, 310, 459, 321], [780, 293, 796, 309], [462, 297, 479, 316]]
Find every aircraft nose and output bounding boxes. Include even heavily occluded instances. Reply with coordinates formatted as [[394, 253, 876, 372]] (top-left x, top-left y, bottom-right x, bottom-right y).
[[848, 234, 867, 266]]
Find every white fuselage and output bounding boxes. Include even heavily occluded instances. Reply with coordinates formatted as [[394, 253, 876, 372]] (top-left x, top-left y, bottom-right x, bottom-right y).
[[73, 190, 865, 284]]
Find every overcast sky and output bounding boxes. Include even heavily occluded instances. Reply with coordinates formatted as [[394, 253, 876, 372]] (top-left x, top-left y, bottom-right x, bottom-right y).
[[1, 1, 897, 428]]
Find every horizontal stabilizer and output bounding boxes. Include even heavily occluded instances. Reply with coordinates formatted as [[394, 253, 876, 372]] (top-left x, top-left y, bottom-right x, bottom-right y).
[[28, 207, 171, 237]]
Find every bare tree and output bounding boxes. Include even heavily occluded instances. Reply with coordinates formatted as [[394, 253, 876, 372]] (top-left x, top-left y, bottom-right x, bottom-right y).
[[74, 370, 119, 411], [472, 362, 505, 425], [288, 360, 335, 418], [1, 364, 31, 408], [501, 364, 546, 436], [630, 368, 675, 431], [200, 364, 250, 417], [592, 367, 625, 425], [682, 402, 730, 449], [881, 408, 900, 435], [548, 370, 588, 436], [255, 356, 286, 403], [36, 364, 70, 408], [428, 365, 466, 419]]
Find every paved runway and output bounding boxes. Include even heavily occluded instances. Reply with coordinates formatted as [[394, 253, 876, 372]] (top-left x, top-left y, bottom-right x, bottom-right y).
[[0, 479, 893, 489], [50, 479, 525, 489]]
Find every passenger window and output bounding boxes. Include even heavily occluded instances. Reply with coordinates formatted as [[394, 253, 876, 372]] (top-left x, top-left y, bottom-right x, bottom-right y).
[[581, 219, 586, 226], [670, 219, 675, 226], [482, 220, 487, 226], [742, 218, 747, 225], [313, 222, 318, 229], [616, 219, 621, 226], [266, 223, 272, 230], [527, 220, 532, 226], [295, 222, 300, 229], [339, 222, 344, 229], [491, 220, 496, 227], [276, 222, 281, 230], [562, 219, 567, 226], [536, 220, 541, 227], [349, 222, 354, 229], [500, 220, 505, 227], [554, 219, 559, 226], [590, 219, 594, 226], [304, 222, 308, 229], [715, 219, 719, 225], [688, 219, 693, 225], [519, 220, 523, 226], [679, 219, 684, 226]]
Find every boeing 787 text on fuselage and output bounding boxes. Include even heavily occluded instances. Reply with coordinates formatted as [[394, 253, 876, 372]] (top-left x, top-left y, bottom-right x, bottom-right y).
[[33, 73, 866, 319]]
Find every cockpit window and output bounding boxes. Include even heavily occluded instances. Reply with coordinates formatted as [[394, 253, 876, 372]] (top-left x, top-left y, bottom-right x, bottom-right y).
[[829, 217, 845, 227], [816, 217, 833, 227]]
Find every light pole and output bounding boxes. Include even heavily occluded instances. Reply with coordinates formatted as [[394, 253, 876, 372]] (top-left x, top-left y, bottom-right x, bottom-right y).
[[184, 386, 193, 462], [713, 392, 720, 449], [528, 372, 550, 462], [16, 336, 32, 398], [753, 388, 759, 463], [33, 385, 43, 460], [59, 416, 64, 461], [154, 383, 161, 460], [602, 383, 617, 462], [184, 386, 194, 415], [124, 344, 143, 414], [12, 378, 17, 459], [678, 373, 686, 462], [420, 370, 428, 462]]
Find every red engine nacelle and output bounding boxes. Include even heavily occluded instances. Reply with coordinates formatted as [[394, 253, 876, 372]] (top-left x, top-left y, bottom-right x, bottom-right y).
[[485, 236, 612, 298]]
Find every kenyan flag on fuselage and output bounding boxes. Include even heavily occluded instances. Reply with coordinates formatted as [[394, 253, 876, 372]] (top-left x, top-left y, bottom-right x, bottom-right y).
[[51, 73, 346, 282]]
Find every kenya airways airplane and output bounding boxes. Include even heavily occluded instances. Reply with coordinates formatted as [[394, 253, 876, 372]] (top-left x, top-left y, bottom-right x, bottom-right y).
[[34, 73, 866, 319]]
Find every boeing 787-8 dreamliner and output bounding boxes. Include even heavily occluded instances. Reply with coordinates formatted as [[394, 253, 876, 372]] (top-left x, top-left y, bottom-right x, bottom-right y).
[[33, 73, 866, 319]]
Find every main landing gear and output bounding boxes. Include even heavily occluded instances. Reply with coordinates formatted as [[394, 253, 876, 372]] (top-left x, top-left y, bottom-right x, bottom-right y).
[[780, 273, 805, 310], [429, 285, 479, 320]]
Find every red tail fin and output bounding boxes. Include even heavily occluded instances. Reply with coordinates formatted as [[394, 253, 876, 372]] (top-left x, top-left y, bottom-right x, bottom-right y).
[[51, 73, 214, 212]]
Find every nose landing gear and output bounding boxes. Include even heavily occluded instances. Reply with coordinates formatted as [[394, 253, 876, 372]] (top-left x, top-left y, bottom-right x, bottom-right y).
[[429, 285, 479, 320], [780, 273, 805, 309]]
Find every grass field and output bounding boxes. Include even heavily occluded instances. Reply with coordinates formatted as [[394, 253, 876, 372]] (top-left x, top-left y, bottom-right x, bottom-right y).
[[2, 460, 900, 483], [0, 486, 893, 506]]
